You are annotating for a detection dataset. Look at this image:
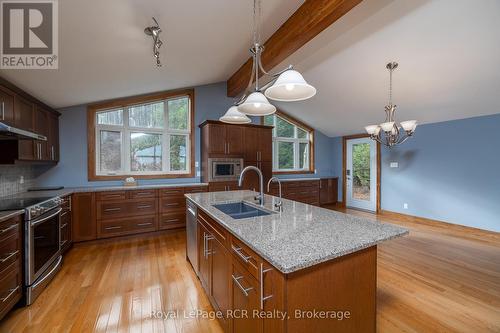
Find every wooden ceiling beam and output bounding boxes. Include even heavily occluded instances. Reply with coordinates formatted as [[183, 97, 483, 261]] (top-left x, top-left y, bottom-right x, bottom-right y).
[[226, 0, 363, 97]]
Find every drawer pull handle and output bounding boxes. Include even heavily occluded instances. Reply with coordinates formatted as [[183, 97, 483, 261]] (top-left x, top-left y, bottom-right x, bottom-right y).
[[0, 250, 19, 263], [104, 226, 122, 230], [135, 192, 151, 196], [1, 286, 19, 303], [60, 223, 68, 229], [231, 245, 252, 263], [60, 240, 68, 247], [137, 222, 152, 227], [164, 219, 179, 223], [104, 194, 122, 198], [0, 224, 17, 234], [104, 208, 121, 212], [61, 211, 69, 217], [232, 274, 253, 297], [137, 205, 152, 209], [164, 203, 179, 207]]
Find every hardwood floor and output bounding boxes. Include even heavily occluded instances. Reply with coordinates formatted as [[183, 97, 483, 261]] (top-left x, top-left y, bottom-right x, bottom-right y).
[[1, 212, 499, 332]]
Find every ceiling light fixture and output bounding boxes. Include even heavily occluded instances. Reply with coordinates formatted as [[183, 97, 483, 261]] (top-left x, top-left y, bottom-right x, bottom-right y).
[[144, 17, 163, 67], [220, 106, 251, 124], [220, 0, 316, 123], [365, 62, 417, 147]]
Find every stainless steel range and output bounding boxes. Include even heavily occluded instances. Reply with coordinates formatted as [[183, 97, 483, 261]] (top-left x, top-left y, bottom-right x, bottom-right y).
[[0, 196, 64, 305], [24, 196, 63, 305]]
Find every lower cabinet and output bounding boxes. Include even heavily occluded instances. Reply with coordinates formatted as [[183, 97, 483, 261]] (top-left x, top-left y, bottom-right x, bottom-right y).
[[72, 192, 96, 242], [208, 181, 239, 192], [232, 261, 262, 333], [60, 195, 72, 253]]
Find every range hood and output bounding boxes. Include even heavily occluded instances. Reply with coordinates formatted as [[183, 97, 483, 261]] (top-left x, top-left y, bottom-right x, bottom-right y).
[[0, 122, 47, 140]]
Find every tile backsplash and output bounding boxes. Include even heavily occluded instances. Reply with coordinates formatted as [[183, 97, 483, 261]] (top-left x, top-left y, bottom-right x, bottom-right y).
[[0, 165, 36, 197]]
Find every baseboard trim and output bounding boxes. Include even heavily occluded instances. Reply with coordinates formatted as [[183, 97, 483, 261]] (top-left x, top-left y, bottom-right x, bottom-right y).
[[379, 210, 500, 244]]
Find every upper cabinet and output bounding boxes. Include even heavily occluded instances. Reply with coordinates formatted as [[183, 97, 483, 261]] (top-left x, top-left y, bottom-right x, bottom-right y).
[[0, 78, 60, 164], [244, 126, 272, 162], [203, 122, 244, 156]]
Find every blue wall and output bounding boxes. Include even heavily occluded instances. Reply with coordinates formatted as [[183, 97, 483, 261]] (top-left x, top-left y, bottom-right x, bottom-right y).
[[335, 114, 500, 232], [35, 82, 336, 187]]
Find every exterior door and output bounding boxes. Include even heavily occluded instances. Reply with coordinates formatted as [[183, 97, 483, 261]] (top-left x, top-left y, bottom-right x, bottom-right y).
[[346, 137, 377, 212]]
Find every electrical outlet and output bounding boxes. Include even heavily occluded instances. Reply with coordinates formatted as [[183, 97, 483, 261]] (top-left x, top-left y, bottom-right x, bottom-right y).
[[403, 203, 408, 209], [196, 171, 201, 177], [390, 162, 399, 168], [195, 161, 199, 168], [19, 176, 24, 184]]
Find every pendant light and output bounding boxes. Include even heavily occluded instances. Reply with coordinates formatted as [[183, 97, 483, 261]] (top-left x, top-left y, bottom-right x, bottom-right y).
[[365, 62, 417, 147], [220, 106, 251, 124], [220, 0, 316, 123]]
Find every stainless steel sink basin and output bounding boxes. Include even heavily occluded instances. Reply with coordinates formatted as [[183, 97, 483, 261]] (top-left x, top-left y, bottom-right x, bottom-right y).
[[213, 202, 272, 219]]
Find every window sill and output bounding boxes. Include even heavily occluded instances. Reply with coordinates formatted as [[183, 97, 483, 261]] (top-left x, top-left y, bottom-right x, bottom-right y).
[[88, 172, 194, 181], [272, 170, 315, 175]]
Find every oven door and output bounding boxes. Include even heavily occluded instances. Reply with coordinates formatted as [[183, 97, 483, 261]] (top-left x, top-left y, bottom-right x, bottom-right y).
[[213, 162, 235, 178], [26, 207, 62, 285]]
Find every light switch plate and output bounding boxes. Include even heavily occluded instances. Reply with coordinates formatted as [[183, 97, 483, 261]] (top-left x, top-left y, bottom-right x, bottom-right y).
[[403, 203, 408, 209], [195, 161, 199, 168], [390, 162, 399, 168], [196, 171, 201, 177]]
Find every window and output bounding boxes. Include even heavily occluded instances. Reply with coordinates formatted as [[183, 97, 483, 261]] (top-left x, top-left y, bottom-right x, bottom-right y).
[[88, 90, 194, 180], [264, 112, 314, 173]]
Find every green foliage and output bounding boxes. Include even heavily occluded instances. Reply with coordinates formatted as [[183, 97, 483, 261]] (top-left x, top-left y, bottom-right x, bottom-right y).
[[276, 117, 294, 138], [168, 98, 188, 129], [352, 143, 370, 187], [278, 142, 294, 169], [170, 135, 186, 171]]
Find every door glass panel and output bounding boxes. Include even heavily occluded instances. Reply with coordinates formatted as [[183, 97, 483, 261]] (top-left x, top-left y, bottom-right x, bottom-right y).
[[277, 141, 294, 169], [352, 143, 371, 201], [100, 130, 122, 172], [130, 133, 162, 171]]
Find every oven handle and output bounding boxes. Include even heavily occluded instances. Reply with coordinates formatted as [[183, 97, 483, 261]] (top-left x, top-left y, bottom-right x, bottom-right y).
[[30, 208, 62, 228], [30, 255, 62, 290]]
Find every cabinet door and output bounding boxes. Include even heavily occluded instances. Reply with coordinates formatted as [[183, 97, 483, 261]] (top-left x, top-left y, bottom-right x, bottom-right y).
[[208, 123, 226, 155], [232, 262, 263, 333], [17, 140, 37, 161], [14, 95, 34, 131], [0, 86, 15, 126], [72, 193, 96, 242], [48, 113, 59, 162], [258, 128, 273, 162], [198, 223, 211, 292], [226, 125, 244, 155], [211, 239, 231, 332], [244, 127, 259, 161], [320, 179, 329, 205], [34, 106, 50, 160]]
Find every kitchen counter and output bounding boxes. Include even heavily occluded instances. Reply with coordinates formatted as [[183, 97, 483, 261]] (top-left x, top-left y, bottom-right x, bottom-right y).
[[185, 190, 408, 274], [0, 210, 24, 222], [2, 183, 209, 200]]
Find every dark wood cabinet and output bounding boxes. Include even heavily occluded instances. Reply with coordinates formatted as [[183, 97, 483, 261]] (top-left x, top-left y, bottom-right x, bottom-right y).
[[232, 261, 263, 333], [198, 222, 211, 292], [208, 181, 239, 192], [48, 112, 59, 161], [14, 94, 34, 131], [0, 85, 15, 126], [0, 214, 23, 321], [320, 177, 338, 205], [204, 122, 244, 156], [269, 179, 321, 206], [243, 127, 272, 162], [72, 192, 96, 242], [60, 195, 72, 254]]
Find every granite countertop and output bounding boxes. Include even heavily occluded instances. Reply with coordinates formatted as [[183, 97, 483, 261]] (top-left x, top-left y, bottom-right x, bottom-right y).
[[185, 190, 408, 274], [1, 182, 209, 200], [0, 210, 24, 223]]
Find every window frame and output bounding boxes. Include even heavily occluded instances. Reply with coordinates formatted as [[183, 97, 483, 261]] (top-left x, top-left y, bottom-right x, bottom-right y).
[[87, 89, 195, 180], [263, 110, 315, 174]]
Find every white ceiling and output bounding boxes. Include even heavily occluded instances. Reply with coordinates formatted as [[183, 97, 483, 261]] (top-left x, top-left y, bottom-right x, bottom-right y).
[[273, 0, 500, 137], [0, 0, 303, 108]]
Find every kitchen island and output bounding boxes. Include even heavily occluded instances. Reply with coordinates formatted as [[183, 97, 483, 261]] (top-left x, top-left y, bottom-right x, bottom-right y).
[[185, 190, 408, 333]]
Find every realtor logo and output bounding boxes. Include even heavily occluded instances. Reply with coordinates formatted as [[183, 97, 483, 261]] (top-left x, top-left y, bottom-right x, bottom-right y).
[[1, 0, 58, 69]]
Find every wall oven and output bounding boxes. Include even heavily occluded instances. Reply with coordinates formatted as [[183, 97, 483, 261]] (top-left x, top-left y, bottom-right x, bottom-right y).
[[25, 199, 63, 305], [208, 158, 243, 181]]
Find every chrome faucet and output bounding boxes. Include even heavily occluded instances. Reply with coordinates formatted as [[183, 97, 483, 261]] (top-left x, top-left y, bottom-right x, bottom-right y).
[[238, 166, 264, 206], [266, 177, 283, 212]]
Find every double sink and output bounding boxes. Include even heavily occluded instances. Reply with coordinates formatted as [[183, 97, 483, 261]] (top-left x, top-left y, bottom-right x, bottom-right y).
[[213, 202, 274, 219]]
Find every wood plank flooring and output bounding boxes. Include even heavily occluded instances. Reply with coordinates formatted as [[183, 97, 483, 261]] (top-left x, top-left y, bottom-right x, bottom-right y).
[[1, 211, 499, 332]]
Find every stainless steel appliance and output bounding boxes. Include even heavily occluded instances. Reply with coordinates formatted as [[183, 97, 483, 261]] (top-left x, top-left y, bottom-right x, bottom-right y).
[[208, 158, 243, 181], [0, 122, 47, 140], [186, 199, 198, 272]]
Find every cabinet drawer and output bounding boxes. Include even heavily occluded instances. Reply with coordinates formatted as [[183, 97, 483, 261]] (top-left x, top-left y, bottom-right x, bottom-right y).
[[60, 195, 71, 211], [159, 196, 185, 213], [60, 222, 70, 250], [230, 236, 260, 281], [96, 201, 129, 219], [0, 261, 22, 319], [129, 199, 157, 215], [127, 189, 157, 199], [98, 220, 129, 238], [184, 186, 207, 194], [159, 212, 185, 230], [159, 187, 184, 197], [60, 208, 71, 223], [127, 215, 157, 233], [0, 231, 21, 274], [95, 191, 127, 201], [0, 216, 21, 241]]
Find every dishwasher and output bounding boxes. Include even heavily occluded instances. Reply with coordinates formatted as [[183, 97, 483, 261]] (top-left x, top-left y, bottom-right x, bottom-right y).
[[186, 199, 198, 273]]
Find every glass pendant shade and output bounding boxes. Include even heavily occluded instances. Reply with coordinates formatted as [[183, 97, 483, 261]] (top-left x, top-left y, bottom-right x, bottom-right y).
[[220, 106, 251, 124], [365, 125, 379, 135], [400, 120, 417, 132], [237, 91, 276, 116], [380, 121, 395, 132], [264, 69, 316, 102]]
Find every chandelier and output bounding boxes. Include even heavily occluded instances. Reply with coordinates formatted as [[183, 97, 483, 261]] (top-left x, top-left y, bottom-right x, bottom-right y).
[[220, 0, 316, 124], [365, 62, 417, 147], [144, 17, 163, 67]]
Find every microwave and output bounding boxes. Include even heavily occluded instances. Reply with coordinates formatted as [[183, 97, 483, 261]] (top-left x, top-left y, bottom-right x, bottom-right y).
[[208, 158, 243, 181]]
